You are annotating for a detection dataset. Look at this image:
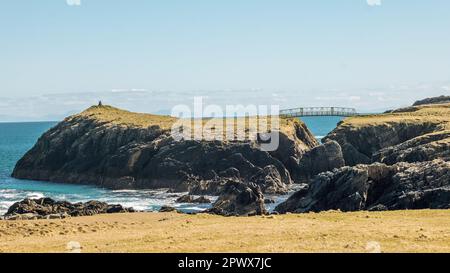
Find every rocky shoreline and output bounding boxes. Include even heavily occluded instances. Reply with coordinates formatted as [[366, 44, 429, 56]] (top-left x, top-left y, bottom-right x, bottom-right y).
[[1, 198, 134, 220], [4, 96, 450, 218]]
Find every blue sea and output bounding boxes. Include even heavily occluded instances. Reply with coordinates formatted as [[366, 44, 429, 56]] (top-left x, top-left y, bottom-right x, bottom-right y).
[[0, 117, 342, 215]]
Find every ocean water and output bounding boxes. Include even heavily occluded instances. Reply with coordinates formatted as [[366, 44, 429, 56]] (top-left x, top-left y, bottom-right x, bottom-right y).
[[301, 116, 343, 141], [0, 117, 342, 215]]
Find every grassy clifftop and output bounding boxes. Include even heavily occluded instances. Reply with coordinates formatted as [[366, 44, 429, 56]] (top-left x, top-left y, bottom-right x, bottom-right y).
[[340, 103, 450, 129], [75, 105, 178, 129], [71, 105, 317, 146]]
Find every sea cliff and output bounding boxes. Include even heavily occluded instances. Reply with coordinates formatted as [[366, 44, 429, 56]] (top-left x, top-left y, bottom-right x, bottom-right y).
[[323, 103, 450, 166], [276, 100, 450, 213]]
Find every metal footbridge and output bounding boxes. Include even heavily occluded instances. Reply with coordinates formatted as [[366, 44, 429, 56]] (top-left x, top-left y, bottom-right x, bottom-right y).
[[280, 107, 358, 117]]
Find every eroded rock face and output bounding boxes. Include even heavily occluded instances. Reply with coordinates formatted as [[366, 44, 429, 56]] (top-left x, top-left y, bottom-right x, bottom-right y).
[[295, 140, 345, 181], [324, 103, 450, 166], [12, 106, 318, 192], [371, 160, 450, 210], [324, 122, 440, 166], [275, 160, 450, 213], [269, 121, 319, 168], [134, 140, 295, 191], [276, 165, 370, 213], [5, 197, 134, 218], [277, 102, 450, 214], [373, 131, 450, 164], [249, 165, 289, 194], [175, 195, 211, 204], [207, 181, 267, 216], [183, 176, 233, 196], [178, 164, 291, 195]]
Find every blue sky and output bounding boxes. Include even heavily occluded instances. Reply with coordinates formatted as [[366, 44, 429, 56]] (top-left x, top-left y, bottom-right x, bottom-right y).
[[0, 0, 449, 120]]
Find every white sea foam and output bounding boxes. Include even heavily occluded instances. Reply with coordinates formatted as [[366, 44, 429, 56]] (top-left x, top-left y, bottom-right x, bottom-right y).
[[26, 192, 45, 199], [0, 183, 290, 215], [0, 180, 296, 215], [0, 201, 15, 215]]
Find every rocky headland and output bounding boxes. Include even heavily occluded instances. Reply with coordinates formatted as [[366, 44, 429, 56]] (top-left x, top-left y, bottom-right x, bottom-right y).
[[12, 105, 319, 194], [7, 97, 450, 217], [10, 105, 328, 216], [276, 99, 450, 213]]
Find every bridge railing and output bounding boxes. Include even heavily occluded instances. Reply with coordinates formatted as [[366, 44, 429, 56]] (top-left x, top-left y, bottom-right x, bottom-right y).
[[280, 107, 358, 117]]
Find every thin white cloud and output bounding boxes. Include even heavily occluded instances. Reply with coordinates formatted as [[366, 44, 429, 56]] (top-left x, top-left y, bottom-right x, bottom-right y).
[[349, 96, 361, 101], [111, 88, 148, 93], [314, 95, 361, 102], [442, 86, 450, 92], [66, 0, 81, 6], [367, 0, 382, 7]]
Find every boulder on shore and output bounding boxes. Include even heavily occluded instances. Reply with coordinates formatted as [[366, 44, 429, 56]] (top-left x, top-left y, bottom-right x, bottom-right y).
[[207, 181, 267, 216], [175, 195, 211, 204], [159, 205, 177, 213], [5, 197, 134, 219]]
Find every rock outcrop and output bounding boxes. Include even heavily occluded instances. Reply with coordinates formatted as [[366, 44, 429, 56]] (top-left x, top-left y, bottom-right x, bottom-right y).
[[159, 205, 177, 213], [276, 165, 370, 213], [324, 102, 450, 166], [413, 95, 450, 106], [277, 100, 450, 214], [275, 160, 450, 213], [294, 140, 345, 181], [175, 195, 211, 204], [4, 197, 134, 219], [12, 105, 318, 192], [207, 181, 267, 216], [182, 164, 292, 195]]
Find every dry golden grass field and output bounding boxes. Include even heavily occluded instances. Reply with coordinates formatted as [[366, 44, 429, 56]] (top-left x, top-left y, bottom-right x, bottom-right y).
[[1, 210, 449, 253], [343, 103, 450, 129]]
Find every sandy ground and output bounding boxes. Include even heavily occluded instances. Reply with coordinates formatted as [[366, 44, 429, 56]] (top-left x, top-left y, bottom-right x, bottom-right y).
[[0, 210, 449, 253]]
